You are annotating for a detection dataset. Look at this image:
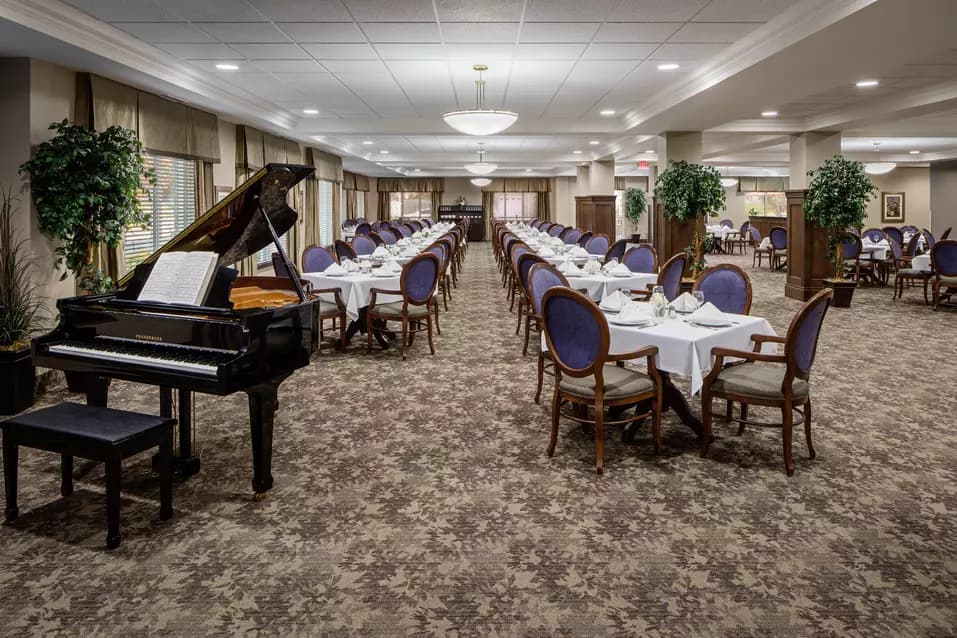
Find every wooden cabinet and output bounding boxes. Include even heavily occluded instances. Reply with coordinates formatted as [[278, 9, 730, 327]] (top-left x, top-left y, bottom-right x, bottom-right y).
[[784, 190, 831, 301], [437, 205, 485, 241], [747, 215, 788, 239], [575, 195, 617, 238]]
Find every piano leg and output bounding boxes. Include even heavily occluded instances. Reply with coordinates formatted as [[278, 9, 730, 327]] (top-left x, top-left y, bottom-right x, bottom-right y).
[[247, 383, 279, 495], [84, 375, 111, 407], [156, 387, 201, 478]]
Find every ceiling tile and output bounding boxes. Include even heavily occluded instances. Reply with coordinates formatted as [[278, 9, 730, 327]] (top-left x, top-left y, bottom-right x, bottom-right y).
[[519, 22, 599, 43], [321, 60, 389, 73], [513, 43, 586, 60], [650, 43, 729, 60], [246, 0, 353, 21], [435, 0, 524, 22], [593, 22, 682, 42], [198, 23, 291, 43], [63, 0, 177, 22], [112, 22, 214, 43], [376, 43, 447, 59], [301, 43, 379, 59], [386, 60, 450, 76], [571, 60, 637, 75], [441, 23, 519, 43], [609, 0, 710, 21], [582, 43, 657, 60], [251, 60, 327, 72], [523, 0, 620, 22], [154, 0, 265, 21], [361, 22, 441, 43], [344, 0, 436, 22], [278, 22, 366, 42], [228, 43, 310, 59], [693, 0, 795, 22], [160, 43, 242, 59], [668, 22, 761, 43], [445, 44, 515, 60]]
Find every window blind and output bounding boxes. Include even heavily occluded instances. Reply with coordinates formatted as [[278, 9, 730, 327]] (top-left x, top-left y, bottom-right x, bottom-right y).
[[389, 192, 431, 220], [319, 180, 333, 245], [492, 192, 537, 221], [124, 153, 196, 273]]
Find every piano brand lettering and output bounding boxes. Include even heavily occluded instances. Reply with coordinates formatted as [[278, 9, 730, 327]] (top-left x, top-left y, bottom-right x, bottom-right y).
[[136, 334, 164, 342]]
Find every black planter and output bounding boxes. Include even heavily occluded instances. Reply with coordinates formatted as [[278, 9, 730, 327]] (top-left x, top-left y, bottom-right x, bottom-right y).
[[824, 280, 856, 308], [630, 233, 642, 243], [0, 344, 36, 415]]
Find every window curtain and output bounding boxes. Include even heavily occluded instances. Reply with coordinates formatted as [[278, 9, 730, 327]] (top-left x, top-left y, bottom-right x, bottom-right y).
[[332, 184, 342, 241], [482, 190, 496, 240], [345, 189, 358, 220], [305, 147, 344, 241], [430, 192, 441, 222], [376, 178, 444, 222], [235, 125, 262, 276], [480, 177, 553, 234], [195, 161, 215, 217], [377, 191, 391, 222], [537, 191, 551, 222]]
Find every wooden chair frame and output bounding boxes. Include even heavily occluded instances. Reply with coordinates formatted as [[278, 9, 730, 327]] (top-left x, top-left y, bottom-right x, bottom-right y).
[[527, 263, 571, 405], [366, 253, 439, 360]]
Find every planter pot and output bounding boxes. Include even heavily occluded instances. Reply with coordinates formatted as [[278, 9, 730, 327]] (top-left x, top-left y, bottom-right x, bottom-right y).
[[0, 344, 36, 415], [630, 233, 642, 243], [824, 279, 856, 308]]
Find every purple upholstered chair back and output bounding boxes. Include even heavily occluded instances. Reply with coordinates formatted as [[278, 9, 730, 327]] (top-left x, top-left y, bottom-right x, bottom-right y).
[[503, 235, 520, 260], [901, 225, 918, 235], [542, 288, 606, 374], [334, 240, 356, 262], [786, 289, 832, 380], [394, 224, 410, 238], [931, 240, 957, 276], [510, 244, 530, 273], [354, 222, 371, 236], [424, 218, 433, 227], [740, 220, 750, 235], [659, 253, 688, 301], [528, 263, 569, 317], [585, 234, 610, 256], [379, 229, 397, 244], [888, 237, 902, 261], [548, 224, 565, 237], [749, 225, 761, 243], [271, 252, 293, 278], [401, 253, 439, 305], [622, 246, 657, 273], [539, 222, 553, 234], [517, 253, 546, 294], [770, 226, 787, 250], [720, 219, 734, 228], [905, 233, 921, 257], [604, 239, 628, 264], [564, 229, 583, 245], [577, 232, 593, 248], [529, 219, 541, 229], [368, 232, 384, 246], [693, 265, 751, 315], [353, 235, 376, 255], [862, 228, 884, 243], [841, 235, 862, 259], [883, 226, 903, 247], [371, 221, 382, 233], [427, 244, 447, 272], [303, 246, 334, 273]]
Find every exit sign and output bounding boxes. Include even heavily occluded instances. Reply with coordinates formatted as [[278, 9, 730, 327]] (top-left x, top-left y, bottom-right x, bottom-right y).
[[638, 160, 648, 169]]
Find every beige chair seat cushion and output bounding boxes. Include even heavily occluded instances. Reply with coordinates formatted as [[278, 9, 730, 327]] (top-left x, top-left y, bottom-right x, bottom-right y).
[[938, 275, 957, 286], [774, 249, 787, 256], [711, 364, 809, 401], [372, 300, 430, 318], [559, 364, 655, 400], [317, 300, 341, 316], [897, 269, 930, 277]]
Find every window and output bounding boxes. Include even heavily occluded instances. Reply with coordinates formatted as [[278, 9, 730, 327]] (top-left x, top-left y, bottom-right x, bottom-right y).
[[318, 181, 334, 246], [491, 192, 537, 222], [614, 190, 625, 240], [389, 192, 432, 220], [124, 153, 196, 273], [356, 190, 365, 220], [743, 192, 787, 217]]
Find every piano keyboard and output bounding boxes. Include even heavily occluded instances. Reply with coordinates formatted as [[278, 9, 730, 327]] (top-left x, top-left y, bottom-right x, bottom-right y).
[[47, 340, 230, 377]]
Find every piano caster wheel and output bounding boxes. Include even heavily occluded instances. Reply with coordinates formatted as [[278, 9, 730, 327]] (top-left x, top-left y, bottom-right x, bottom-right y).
[[253, 492, 267, 502]]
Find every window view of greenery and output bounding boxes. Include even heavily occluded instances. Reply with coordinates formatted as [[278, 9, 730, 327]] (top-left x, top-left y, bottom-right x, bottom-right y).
[[390, 192, 431, 220], [492, 192, 537, 222], [124, 153, 195, 273], [745, 192, 787, 217]]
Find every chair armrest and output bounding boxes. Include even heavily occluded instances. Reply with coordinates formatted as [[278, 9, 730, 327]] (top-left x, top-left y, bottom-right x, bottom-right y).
[[751, 333, 785, 352], [368, 288, 403, 308], [307, 287, 346, 310], [712, 346, 786, 364], [608, 345, 658, 363]]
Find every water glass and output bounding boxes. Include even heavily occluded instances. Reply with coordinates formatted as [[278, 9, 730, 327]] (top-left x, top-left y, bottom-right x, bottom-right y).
[[692, 290, 705, 309]]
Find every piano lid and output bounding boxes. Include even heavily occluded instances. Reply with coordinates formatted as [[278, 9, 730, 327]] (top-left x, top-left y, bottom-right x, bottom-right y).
[[118, 163, 314, 287]]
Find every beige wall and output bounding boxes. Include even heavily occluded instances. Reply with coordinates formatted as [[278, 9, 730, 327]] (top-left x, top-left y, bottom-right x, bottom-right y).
[[930, 160, 957, 236], [864, 166, 930, 230], [441, 177, 482, 206]]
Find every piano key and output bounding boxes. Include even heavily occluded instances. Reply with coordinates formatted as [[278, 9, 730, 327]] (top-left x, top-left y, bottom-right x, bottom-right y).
[[47, 342, 221, 377]]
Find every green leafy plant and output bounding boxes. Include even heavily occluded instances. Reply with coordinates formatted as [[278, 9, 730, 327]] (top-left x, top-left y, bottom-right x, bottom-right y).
[[624, 188, 647, 226], [654, 160, 726, 272], [747, 207, 760, 216], [804, 155, 876, 280], [0, 185, 45, 349], [19, 120, 154, 293]]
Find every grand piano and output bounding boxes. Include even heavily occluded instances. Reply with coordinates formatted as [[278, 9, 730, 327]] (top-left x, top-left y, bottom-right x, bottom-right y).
[[33, 163, 319, 495]]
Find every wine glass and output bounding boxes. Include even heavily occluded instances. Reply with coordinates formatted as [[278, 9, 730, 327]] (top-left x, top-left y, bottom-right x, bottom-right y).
[[692, 290, 705, 309]]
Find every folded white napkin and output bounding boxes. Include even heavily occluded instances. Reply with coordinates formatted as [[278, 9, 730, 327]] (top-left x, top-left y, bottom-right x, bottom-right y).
[[397, 238, 410, 246], [583, 258, 601, 274], [670, 292, 698, 313], [758, 237, 771, 249], [412, 231, 422, 238], [341, 259, 359, 273], [550, 237, 565, 248], [400, 246, 417, 257], [690, 301, 723, 319], [610, 262, 632, 276], [601, 258, 618, 273], [323, 262, 347, 276], [537, 246, 556, 257], [569, 246, 590, 258], [618, 302, 652, 323], [382, 259, 402, 274], [600, 289, 628, 311], [559, 260, 581, 276], [371, 245, 389, 258]]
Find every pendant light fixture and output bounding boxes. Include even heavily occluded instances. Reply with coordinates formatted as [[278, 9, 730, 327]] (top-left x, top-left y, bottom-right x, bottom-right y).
[[864, 141, 896, 175], [719, 178, 739, 188], [443, 64, 518, 136], [470, 178, 492, 187], [464, 143, 497, 175]]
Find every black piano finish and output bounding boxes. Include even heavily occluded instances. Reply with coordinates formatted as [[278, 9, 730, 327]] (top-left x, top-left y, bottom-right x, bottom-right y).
[[33, 164, 318, 494]]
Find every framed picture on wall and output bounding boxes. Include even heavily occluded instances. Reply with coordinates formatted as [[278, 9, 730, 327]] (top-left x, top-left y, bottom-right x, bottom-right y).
[[216, 186, 232, 203], [881, 192, 905, 223]]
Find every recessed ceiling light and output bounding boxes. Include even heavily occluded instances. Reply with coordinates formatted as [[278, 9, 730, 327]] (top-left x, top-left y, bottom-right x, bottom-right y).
[[657, 63, 680, 71], [525, 168, 533, 172], [856, 79, 879, 88], [645, 149, 655, 154], [909, 149, 921, 154], [362, 140, 374, 145], [414, 168, 422, 172], [599, 109, 616, 116], [302, 108, 319, 115], [589, 140, 600, 145], [573, 150, 583, 154], [379, 150, 389, 154], [215, 63, 239, 71], [761, 110, 778, 117]]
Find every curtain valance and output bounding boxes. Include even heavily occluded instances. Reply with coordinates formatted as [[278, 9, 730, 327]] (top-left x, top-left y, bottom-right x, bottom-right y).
[[237, 125, 302, 171], [614, 176, 649, 191], [342, 172, 372, 192], [306, 148, 344, 182], [377, 178, 444, 193], [480, 177, 551, 193]]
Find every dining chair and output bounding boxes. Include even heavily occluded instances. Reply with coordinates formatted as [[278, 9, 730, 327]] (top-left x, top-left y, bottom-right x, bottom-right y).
[[425, 242, 448, 334], [302, 245, 335, 273], [367, 232, 384, 246], [862, 228, 885, 244], [548, 224, 566, 237], [630, 252, 688, 301], [941, 227, 952, 240], [621, 245, 657, 273], [841, 235, 876, 285], [922, 229, 936, 251], [691, 263, 752, 314], [539, 222, 553, 234], [894, 241, 933, 304], [563, 228, 583, 245], [603, 238, 628, 264], [725, 221, 750, 255], [508, 242, 531, 312], [700, 288, 832, 476], [527, 263, 571, 403], [354, 222, 371, 236], [882, 226, 904, 248], [393, 224, 410, 238], [577, 231, 593, 249], [370, 221, 382, 233], [719, 219, 734, 228], [585, 233, 610, 256], [366, 252, 440, 360], [271, 252, 299, 278], [352, 235, 376, 256], [333, 239, 356, 263], [403, 223, 417, 236], [751, 226, 771, 267], [769, 226, 788, 270], [529, 219, 541, 230], [515, 252, 547, 338], [379, 229, 397, 245], [930, 239, 957, 310], [541, 286, 662, 474], [292, 246, 347, 351], [901, 225, 919, 235]]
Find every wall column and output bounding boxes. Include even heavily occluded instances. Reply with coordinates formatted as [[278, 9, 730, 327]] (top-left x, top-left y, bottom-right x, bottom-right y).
[[589, 158, 615, 195], [653, 132, 703, 261]]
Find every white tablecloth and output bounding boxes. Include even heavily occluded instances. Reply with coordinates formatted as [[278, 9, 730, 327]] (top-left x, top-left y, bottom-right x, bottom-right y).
[[911, 254, 932, 272], [564, 272, 658, 301], [302, 272, 402, 321], [861, 242, 889, 261]]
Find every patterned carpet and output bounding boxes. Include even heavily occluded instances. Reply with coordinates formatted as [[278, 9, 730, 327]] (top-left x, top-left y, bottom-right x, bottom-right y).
[[1, 243, 955, 636]]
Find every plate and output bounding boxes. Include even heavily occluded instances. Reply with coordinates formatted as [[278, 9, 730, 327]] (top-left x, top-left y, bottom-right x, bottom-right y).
[[374, 270, 399, 277], [599, 304, 622, 313], [688, 317, 732, 327], [611, 271, 633, 277], [322, 271, 346, 277], [610, 317, 651, 326]]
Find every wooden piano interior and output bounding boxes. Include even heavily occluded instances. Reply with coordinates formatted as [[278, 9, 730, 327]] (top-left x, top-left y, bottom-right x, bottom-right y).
[[230, 276, 306, 310]]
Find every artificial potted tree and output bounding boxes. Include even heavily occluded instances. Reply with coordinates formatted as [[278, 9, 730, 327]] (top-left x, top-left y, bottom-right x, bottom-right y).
[[624, 187, 647, 243], [0, 186, 45, 414], [804, 155, 876, 308], [19, 119, 153, 294], [654, 160, 726, 278]]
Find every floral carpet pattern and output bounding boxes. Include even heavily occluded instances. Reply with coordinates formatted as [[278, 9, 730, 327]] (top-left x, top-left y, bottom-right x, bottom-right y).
[[0, 244, 954, 637]]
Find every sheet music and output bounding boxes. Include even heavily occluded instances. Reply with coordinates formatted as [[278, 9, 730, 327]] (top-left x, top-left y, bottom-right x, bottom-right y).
[[138, 251, 219, 306]]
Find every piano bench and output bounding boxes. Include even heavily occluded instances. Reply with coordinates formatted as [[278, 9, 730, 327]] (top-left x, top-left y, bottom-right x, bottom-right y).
[[2, 402, 176, 550]]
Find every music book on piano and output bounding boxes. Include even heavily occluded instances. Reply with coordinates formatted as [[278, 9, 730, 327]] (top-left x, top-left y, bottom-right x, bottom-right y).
[[137, 251, 219, 306]]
